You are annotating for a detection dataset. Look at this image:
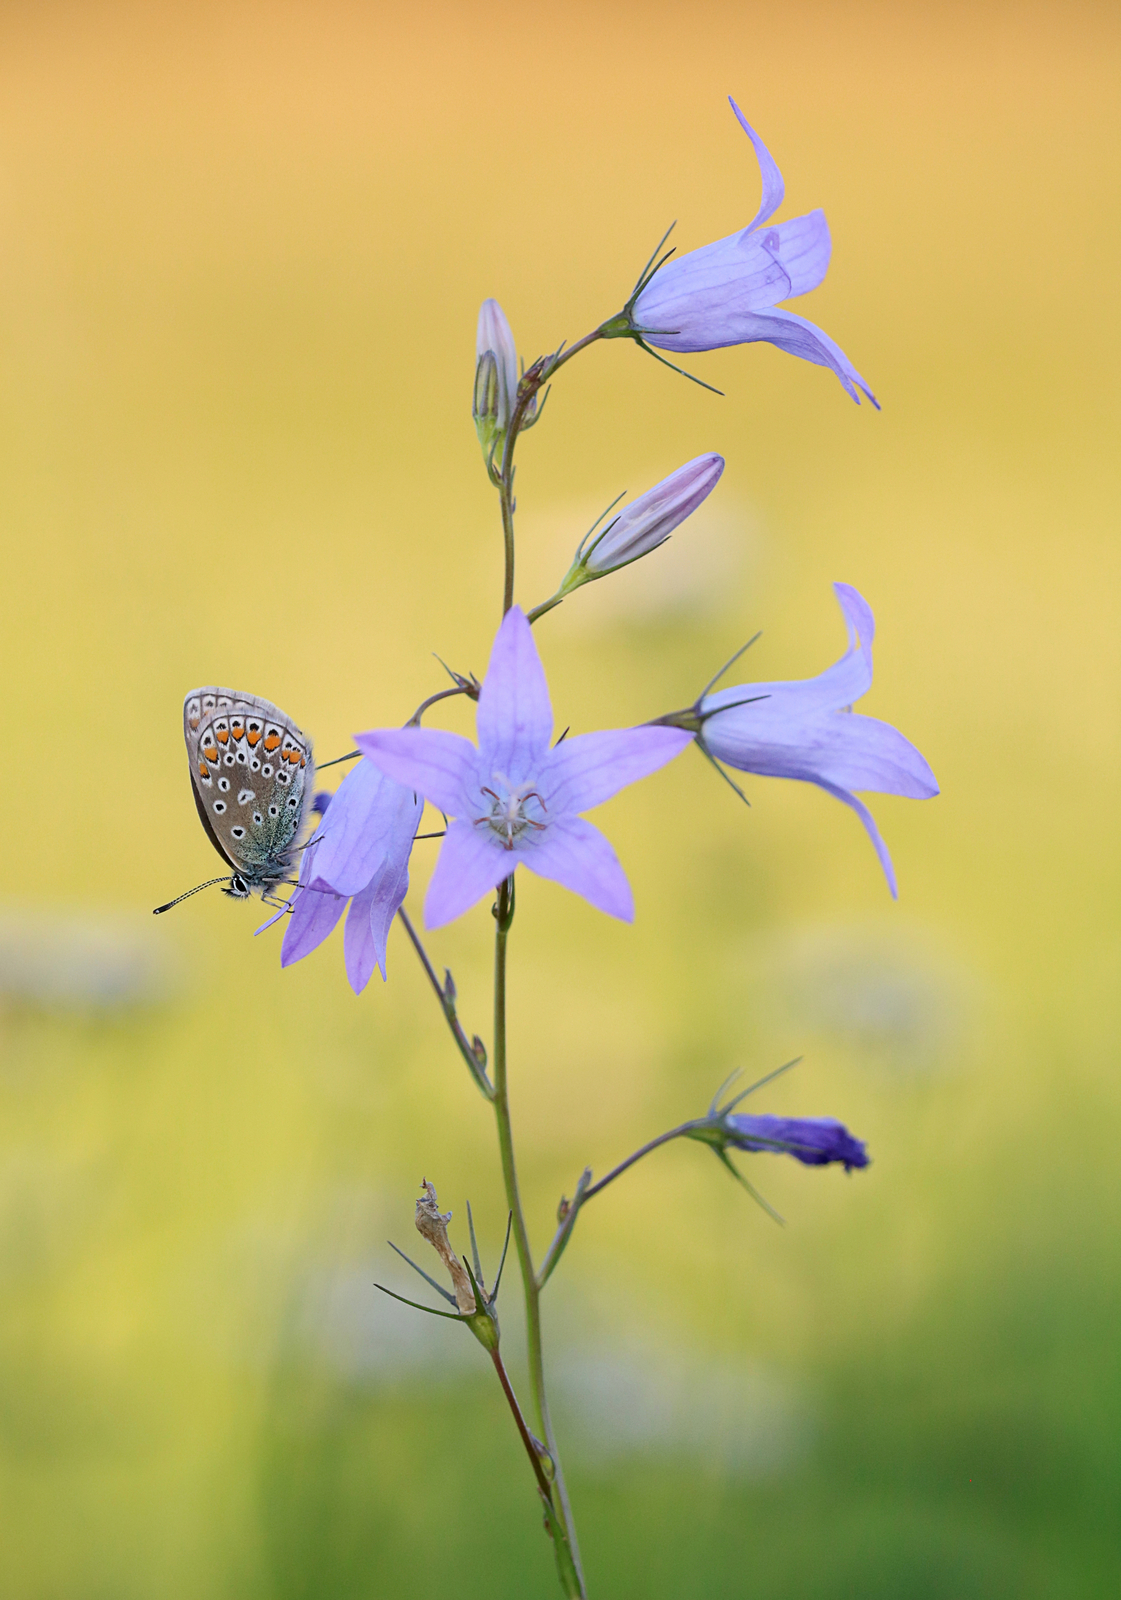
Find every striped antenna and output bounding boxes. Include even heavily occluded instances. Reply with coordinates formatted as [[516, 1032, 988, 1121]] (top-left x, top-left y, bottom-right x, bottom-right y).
[[152, 877, 231, 914]]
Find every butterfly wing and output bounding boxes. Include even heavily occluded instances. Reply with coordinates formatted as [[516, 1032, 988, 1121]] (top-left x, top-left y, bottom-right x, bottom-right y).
[[184, 687, 315, 891]]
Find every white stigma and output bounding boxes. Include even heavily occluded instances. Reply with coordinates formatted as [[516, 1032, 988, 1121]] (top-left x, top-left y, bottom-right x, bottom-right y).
[[475, 778, 548, 850]]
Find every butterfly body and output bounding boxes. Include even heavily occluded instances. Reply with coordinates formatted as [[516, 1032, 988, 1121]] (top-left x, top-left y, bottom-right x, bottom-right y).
[[183, 687, 315, 905]]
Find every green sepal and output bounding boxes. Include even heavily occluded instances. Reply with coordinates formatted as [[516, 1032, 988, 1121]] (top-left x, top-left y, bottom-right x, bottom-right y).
[[373, 1283, 465, 1321], [387, 1239, 458, 1305], [460, 1257, 500, 1352], [710, 1147, 785, 1226]]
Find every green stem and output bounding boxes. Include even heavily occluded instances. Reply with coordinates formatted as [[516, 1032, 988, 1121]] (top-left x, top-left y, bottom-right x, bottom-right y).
[[491, 877, 586, 1598], [494, 326, 606, 618]]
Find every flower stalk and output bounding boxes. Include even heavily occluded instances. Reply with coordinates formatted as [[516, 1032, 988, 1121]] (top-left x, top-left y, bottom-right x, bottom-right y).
[[490, 874, 586, 1596]]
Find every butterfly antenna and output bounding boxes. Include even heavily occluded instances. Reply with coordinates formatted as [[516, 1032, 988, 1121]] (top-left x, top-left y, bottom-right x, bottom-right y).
[[153, 877, 231, 914]]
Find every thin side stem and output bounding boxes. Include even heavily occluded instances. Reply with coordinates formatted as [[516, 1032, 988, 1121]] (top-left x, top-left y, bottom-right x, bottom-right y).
[[489, 1348, 554, 1502], [581, 1120, 701, 1202], [396, 907, 493, 1098], [536, 1122, 700, 1286], [491, 878, 585, 1597]]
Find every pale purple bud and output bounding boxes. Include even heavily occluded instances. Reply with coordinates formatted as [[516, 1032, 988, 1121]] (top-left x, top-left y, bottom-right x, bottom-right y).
[[476, 298, 518, 433], [582, 454, 724, 576]]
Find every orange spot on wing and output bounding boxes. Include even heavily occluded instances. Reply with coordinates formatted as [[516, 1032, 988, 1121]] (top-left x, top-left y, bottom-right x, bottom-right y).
[[216, 728, 229, 744], [203, 744, 218, 761], [285, 749, 301, 764], [264, 733, 281, 752], [198, 761, 210, 777], [247, 727, 261, 745], [299, 756, 306, 767], [231, 720, 244, 739]]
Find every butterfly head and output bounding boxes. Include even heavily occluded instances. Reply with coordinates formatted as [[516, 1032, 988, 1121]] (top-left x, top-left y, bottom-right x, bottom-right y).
[[222, 874, 251, 900]]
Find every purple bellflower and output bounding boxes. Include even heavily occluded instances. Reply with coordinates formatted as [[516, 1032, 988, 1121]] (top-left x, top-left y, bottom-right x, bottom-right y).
[[687, 583, 937, 897], [356, 607, 692, 928], [725, 1113, 868, 1171], [277, 758, 423, 992], [626, 99, 877, 406]]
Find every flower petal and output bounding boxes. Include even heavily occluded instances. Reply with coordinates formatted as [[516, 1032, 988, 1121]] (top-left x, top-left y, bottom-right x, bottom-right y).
[[310, 759, 411, 896], [706, 705, 937, 799], [343, 884, 380, 993], [816, 781, 900, 898], [476, 606, 553, 775], [634, 210, 831, 344], [424, 819, 513, 928], [355, 727, 476, 816], [703, 582, 875, 721], [367, 851, 413, 975], [280, 878, 346, 966], [522, 814, 635, 922], [728, 98, 785, 234], [712, 304, 878, 406], [543, 726, 692, 814]]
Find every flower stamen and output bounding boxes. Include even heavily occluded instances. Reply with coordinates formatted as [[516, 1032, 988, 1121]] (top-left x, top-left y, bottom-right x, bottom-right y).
[[475, 783, 549, 850]]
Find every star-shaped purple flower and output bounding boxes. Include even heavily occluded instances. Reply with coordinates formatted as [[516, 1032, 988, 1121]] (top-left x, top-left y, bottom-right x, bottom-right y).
[[630, 99, 877, 406], [696, 583, 938, 896], [278, 759, 423, 992], [356, 608, 692, 928]]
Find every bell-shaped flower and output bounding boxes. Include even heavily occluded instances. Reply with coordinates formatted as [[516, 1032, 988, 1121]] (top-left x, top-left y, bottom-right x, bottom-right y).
[[628, 100, 876, 406], [724, 1113, 868, 1170], [691, 583, 937, 896], [531, 454, 725, 621], [356, 607, 692, 928], [475, 298, 519, 435], [278, 759, 423, 992]]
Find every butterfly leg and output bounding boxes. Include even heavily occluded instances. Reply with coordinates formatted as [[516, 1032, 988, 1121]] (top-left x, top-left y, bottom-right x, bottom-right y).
[[261, 885, 298, 911]]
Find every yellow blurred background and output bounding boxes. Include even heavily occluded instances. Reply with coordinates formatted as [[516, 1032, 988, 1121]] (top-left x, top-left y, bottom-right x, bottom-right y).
[[0, 1, 1118, 1594]]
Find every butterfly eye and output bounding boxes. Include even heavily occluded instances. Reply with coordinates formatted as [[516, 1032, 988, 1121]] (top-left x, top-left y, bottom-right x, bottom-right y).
[[252, 812, 263, 825], [287, 797, 298, 808], [250, 759, 260, 771], [262, 764, 273, 777], [268, 805, 279, 818], [213, 800, 226, 814], [231, 826, 246, 839], [218, 777, 230, 792]]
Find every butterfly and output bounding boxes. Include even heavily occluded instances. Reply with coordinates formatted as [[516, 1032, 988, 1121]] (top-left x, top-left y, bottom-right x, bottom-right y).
[[155, 687, 316, 913]]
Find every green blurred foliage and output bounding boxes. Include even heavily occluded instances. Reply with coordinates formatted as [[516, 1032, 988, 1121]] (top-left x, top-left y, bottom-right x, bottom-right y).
[[0, 1, 1118, 1595]]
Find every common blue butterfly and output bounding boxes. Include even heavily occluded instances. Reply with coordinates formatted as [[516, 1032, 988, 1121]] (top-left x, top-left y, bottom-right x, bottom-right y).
[[155, 687, 315, 913]]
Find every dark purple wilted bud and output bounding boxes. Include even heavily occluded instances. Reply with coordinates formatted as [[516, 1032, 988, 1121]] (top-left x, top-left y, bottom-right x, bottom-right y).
[[724, 1113, 868, 1171]]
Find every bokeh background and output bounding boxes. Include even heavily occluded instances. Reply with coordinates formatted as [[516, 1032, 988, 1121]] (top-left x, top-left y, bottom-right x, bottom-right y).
[[1, 1, 1118, 1595]]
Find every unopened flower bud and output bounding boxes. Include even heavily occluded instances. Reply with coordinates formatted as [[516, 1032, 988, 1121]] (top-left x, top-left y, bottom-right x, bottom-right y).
[[582, 453, 724, 575], [532, 454, 725, 621], [473, 348, 501, 454], [689, 1111, 869, 1172], [476, 298, 518, 433]]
